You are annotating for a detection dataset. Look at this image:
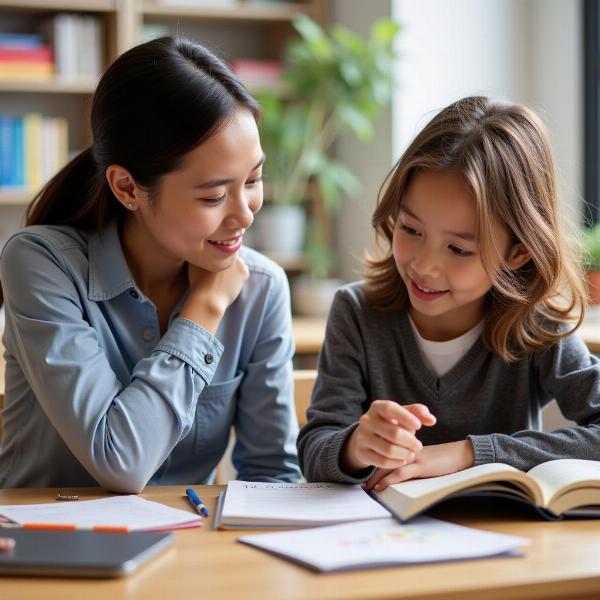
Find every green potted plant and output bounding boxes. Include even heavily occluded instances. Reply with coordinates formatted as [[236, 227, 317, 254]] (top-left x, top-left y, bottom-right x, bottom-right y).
[[583, 224, 600, 305], [252, 15, 400, 312]]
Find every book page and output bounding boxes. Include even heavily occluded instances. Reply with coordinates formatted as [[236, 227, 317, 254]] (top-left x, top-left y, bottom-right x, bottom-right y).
[[375, 463, 542, 521], [239, 516, 529, 572], [222, 481, 390, 526], [527, 459, 600, 508]]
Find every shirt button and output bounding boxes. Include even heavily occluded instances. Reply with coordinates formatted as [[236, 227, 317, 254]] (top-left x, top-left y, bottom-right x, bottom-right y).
[[143, 328, 155, 341], [129, 290, 139, 299], [204, 353, 214, 365]]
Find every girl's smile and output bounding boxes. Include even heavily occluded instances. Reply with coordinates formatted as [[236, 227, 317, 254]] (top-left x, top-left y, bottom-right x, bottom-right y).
[[409, 278, 449, 301]]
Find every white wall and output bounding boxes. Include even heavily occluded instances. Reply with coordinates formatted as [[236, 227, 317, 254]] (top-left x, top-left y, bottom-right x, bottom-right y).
[[392, 0, 582, 219], [527, 0, 583, 224], [332, 0, 394, 281], [392, 0, 530, 157], [333, 0, 583, 280]]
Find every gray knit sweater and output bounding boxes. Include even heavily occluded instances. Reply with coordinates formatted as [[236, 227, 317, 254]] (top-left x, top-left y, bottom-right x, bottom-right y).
[[297, 282, 600, 483]]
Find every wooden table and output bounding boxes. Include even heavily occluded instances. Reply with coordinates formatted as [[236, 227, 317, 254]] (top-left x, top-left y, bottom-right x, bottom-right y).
[[2, 486, 600, 600]]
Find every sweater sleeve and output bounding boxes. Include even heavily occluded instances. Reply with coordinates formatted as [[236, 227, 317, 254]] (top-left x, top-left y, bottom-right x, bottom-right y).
[[297, 288, 375, 483], [469, 332, 600, 470]]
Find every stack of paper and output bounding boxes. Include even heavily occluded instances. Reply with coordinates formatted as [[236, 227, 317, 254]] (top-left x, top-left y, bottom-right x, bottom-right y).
[[239, 516, 529, 572], [0, 495, 201, 532]]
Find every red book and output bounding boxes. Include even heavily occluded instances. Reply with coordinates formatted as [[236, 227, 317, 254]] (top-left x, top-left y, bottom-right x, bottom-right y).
[[230, 60, 283, 79], [0, 46, 53, 63]]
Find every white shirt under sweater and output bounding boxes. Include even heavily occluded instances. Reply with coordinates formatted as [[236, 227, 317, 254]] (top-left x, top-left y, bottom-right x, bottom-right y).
[[408, 315, 484, 377]]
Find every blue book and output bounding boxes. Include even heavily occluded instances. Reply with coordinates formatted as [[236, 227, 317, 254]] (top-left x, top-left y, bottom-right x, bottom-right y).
[[13, 117, 24, 188], [0, 33, 43, 50], [0, 116, 12, 187]]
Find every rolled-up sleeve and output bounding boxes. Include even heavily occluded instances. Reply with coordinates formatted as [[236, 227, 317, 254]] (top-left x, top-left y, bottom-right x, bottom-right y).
[[1, 233, 222, 493]]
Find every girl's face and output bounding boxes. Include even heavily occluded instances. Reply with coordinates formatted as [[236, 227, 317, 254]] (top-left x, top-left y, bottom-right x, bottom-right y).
[[133, 107, 263, 273], [392, 169, 511, 340]]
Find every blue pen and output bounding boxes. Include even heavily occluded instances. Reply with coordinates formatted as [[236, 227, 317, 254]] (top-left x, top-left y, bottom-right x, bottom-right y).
[[185, 487, 209, 518]]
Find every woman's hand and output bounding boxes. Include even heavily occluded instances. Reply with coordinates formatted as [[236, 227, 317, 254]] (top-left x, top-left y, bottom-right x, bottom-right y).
[[362, 440, 474, 491], [180, 257, 249, 334], [341, 401, 436, 474], [0, 537, 15, 551]]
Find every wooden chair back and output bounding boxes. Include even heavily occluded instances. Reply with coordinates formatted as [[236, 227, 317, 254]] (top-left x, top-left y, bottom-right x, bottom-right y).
[[293, 369, 317, 427]]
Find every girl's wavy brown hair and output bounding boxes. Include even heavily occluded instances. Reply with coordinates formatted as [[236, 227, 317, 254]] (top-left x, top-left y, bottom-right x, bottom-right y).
[[364, 96, 587, 362]]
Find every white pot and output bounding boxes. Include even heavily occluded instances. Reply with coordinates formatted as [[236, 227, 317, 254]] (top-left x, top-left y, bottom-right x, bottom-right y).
[[292, 277, 344, 317], [251, 205, 306, 260]]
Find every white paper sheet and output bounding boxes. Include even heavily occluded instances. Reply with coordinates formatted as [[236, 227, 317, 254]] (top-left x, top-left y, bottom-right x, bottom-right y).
[[220, 481, 390, 527], [239, 516, 530, 572], [0, 495, 201, 531]]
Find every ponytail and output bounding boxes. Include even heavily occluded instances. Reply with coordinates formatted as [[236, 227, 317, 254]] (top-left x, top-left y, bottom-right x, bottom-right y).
[[0, 149, 122, 307], [26, 147, 123, 230]]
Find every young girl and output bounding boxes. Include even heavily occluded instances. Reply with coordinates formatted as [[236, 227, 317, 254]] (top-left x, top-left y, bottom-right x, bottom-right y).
[[0, 37, 301, 491], [298, 95, 600, 490]]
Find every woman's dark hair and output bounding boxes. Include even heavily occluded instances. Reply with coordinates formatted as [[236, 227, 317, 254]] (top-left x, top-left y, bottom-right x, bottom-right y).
[[0, 36, 260, 305]]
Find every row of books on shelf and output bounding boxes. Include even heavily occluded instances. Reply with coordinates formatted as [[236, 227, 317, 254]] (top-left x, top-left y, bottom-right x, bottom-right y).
[[0, 114, 69, 190], [152, 0, 301, 5], [0, 15, 103, 83]]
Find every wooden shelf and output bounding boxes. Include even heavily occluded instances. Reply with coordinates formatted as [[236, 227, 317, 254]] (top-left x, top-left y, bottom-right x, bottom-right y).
[[261, 252, 306, 271], [0, 79, 97, 94], [0, 190, 34, 205], [142, 1, 317, 21], [0, 0, 327, 252], [0, 0, 115, 11]]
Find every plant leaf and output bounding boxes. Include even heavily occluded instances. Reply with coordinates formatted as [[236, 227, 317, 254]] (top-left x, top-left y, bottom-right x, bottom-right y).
[[371, 19, 401, 45], [337, 104, 374, 140]]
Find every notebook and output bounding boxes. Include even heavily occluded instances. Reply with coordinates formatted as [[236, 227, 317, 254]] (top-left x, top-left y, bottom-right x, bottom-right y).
[[214, 481, 390, 529], [0, 529, 174, 577]]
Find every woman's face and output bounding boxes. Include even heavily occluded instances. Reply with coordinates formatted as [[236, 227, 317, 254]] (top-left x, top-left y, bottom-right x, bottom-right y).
[[132, 107, 264, 272]]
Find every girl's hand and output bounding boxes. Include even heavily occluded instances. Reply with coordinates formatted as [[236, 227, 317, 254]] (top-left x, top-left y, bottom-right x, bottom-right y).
[[180, 257, 249, 334], [362, 440, 474, 491], [341, 401, 436, 474]]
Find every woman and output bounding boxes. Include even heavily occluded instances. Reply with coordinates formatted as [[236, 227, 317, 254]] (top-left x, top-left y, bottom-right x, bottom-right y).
[[0, 37, 301, 492]]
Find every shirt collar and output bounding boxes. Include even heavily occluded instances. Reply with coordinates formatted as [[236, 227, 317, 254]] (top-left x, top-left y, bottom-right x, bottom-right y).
[[88, 220, 139, 301]]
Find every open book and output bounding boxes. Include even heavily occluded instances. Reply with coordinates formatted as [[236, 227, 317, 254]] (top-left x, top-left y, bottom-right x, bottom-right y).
[[372, 459, 600, 521]]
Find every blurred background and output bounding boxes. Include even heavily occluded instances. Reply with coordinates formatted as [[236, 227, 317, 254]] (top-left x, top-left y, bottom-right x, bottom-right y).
[[0, 0, 598, 356]]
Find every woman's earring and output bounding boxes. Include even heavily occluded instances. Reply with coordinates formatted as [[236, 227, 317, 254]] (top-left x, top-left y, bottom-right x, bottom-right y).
[[127, 203, 134, 210]]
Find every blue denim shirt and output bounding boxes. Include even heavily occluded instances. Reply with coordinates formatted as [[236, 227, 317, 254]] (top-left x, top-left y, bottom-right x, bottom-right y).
[[0, 221, 300, 491]]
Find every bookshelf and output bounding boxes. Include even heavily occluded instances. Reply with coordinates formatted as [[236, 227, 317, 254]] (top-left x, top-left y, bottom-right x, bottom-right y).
[[0, 0, 327, 253]]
